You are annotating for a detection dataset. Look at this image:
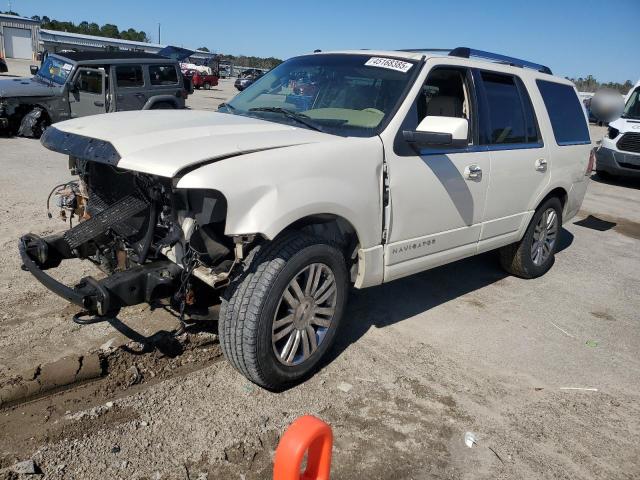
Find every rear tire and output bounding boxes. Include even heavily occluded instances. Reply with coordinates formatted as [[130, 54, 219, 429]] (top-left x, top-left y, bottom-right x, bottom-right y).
[[499, 197, 563, 279], [203, 82, 211, 90], [219, 233, 349, 390]]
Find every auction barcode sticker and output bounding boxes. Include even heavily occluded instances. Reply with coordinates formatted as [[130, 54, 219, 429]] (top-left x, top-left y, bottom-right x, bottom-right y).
[[364, 57, 413, 73]]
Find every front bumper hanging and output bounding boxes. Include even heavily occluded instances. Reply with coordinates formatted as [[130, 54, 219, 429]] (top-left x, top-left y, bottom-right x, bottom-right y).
[[19, 233, 181, 317]]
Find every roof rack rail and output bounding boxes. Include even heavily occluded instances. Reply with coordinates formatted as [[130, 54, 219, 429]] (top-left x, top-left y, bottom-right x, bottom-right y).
[[396, 48, 452, 53], [448, 47, 552, 75]]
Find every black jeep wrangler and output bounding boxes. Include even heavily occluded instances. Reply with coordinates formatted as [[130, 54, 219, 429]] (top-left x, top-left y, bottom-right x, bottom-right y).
[[0, 51, 190, 138]]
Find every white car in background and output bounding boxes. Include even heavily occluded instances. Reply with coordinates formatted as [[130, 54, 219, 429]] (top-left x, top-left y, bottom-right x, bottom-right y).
[[596, 79, 640, 179], [20, 47, 593, 390]]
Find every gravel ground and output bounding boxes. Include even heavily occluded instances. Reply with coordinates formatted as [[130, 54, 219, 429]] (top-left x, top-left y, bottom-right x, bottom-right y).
[[0, 63, 639, 479]]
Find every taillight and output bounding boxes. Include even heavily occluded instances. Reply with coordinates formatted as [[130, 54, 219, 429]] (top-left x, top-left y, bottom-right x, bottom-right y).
[[586, 148, 596, 175]]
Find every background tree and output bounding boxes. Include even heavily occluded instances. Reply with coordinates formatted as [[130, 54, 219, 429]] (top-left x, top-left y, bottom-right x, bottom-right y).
[[567, 75, 634, 94], [100, 23, 120, 38]]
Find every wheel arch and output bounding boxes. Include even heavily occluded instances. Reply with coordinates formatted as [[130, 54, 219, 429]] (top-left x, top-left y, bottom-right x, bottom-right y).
[[143, 95, 178, 109], [537, 186, 569, 217], [232, 209, 365, 285], [279, 213, 361, 257]]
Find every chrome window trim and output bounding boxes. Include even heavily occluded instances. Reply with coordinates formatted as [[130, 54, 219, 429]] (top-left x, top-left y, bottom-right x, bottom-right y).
[[418, 142, 544, 156]]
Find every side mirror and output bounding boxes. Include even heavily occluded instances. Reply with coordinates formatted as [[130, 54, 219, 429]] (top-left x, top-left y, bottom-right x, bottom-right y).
[[67, 82, 79, 94], [403, 116, 469, 151], [30, 65, 39, 76]]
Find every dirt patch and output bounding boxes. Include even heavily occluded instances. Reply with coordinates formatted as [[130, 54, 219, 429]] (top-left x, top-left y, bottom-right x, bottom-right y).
[[0, 353, 103, 408], [0, 330, 222, 465]]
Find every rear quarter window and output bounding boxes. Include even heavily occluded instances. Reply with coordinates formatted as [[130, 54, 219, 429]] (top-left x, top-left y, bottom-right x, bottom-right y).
[[149, 65, 179, 86], [536, 80, 590, 145]]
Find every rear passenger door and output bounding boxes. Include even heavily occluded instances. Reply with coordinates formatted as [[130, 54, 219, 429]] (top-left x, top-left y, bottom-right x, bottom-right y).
[[114, 64, 147, 111], [475, 71, 550, 250]]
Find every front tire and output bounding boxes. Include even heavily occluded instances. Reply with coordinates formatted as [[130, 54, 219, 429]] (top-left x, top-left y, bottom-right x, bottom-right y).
[[499, 197, 562, 279], [219, 233, 349, 390]]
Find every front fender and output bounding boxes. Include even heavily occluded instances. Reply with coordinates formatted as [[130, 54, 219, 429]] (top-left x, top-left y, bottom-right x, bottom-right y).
[[176, 138, 384, 248]]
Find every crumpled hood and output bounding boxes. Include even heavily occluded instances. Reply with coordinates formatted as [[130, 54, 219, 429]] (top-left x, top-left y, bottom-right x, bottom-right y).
[[0, 76, 62, 98], [44, 110, 334, 177]]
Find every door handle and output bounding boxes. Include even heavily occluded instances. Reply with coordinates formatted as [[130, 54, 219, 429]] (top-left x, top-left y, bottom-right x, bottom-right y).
[[94, 101, 104, 107], [535, 158, 548, 171], [464, 164, 482, 180]]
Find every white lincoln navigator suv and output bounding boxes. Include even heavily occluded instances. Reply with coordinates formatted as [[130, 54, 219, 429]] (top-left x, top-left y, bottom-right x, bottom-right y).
[[20, 47, 593, 389]]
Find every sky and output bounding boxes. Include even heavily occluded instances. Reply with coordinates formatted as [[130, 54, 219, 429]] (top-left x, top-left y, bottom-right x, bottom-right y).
[[6, 0, 639, 83]]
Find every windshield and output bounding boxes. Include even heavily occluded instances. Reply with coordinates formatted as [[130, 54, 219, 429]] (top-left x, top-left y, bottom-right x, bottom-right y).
[[623, 87, 640, 120], [36, 56, 74, 85], [224, 54, 418, 136]]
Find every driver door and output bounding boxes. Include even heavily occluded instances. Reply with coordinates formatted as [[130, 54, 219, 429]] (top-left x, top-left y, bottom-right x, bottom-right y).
[[69, 67, 106, 118]]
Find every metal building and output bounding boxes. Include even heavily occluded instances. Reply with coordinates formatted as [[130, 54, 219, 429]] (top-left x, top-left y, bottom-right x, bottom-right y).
[[0, 14, 40, 60]]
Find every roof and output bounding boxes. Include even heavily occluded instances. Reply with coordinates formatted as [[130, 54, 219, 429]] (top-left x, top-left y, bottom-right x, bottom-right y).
[[0, 13, 40, 23], [41, 29, 164, 49], [40, 29, 216, 59], [315, 48, 553, 75], [53, 51, 169, 62]]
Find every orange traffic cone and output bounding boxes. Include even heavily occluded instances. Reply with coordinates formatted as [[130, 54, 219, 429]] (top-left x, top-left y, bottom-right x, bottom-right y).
[[273, 415, 333, 480]]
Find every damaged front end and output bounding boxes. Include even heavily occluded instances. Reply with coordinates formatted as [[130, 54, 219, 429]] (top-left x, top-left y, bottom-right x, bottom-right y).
[[20, 131, 239, 322]]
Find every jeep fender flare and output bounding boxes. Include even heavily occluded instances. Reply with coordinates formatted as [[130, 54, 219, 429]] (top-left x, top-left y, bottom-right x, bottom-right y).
[[143, 96, 179, 110]]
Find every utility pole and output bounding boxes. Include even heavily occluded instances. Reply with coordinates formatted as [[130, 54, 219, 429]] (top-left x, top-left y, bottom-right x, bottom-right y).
[[158, 23, 161, 44]]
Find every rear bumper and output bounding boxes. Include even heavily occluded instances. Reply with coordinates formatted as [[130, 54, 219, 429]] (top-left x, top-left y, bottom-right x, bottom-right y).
[[19, 233, 181, 317], [595, 146, 640, 178]]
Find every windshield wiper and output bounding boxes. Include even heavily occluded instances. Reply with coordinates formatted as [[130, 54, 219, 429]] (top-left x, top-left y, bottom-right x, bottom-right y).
[[248, 107, 324, 132]]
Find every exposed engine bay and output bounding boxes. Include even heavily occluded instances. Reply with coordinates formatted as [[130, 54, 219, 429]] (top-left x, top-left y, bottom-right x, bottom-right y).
[[20, 157, 240, 323]]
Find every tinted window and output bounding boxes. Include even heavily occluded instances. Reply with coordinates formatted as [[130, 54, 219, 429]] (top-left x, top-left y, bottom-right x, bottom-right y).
[[149, 65, 179, 85], [116, 65, 144, 87], [76, 69, 103, 94], [481, 72, 527, 144], [536, 80, 590, 145]]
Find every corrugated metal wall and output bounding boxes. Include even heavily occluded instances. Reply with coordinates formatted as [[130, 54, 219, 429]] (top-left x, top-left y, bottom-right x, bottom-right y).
[[0, 17, 39, 60]]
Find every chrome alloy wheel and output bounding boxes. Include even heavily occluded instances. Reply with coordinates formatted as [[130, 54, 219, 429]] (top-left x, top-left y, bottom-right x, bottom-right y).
[[272, 263, 337, 366], [531, 208, 558, 266]]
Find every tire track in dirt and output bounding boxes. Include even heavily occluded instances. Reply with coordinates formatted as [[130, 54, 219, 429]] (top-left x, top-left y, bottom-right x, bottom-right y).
[[0, 330, 222, 468]]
